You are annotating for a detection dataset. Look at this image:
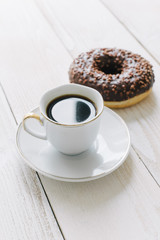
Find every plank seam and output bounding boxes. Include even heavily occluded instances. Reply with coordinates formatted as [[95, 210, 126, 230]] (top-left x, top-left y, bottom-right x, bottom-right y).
[[34, 0, 74, 58], [36, 173, 66, 240], [1, 0, 160, 235], [0, 82, 18, 125], [0, 83, 65, 240], [132, 145, 160, 188], [100, 0, 160, 65]]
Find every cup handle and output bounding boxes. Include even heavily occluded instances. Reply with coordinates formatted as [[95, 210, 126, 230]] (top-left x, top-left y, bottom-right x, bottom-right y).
[[23, 112, 47, 140]]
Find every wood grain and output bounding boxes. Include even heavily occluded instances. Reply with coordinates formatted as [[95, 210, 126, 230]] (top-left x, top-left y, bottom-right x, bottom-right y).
[[101, 0, 160, 64], [35, 0, 160, 185], [1, 0, 160, 239], [40, 148, 160, 240], [33, 0, 160, 238], [0, 87, 63, 239], [0, 0, 72, 123]]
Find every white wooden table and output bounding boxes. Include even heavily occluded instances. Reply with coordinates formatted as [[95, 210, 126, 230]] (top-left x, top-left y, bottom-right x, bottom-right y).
[[1, 0, 160, 239]]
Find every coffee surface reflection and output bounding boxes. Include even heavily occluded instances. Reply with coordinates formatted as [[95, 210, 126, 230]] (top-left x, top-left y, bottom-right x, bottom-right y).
[[46, 95, 97, 124]]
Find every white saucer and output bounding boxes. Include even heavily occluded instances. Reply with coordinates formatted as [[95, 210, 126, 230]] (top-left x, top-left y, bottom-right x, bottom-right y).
[[16, 107, 130, 182]]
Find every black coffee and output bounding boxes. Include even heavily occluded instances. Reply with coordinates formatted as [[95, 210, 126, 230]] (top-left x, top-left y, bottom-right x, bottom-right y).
[[46, 95, 97, 124]]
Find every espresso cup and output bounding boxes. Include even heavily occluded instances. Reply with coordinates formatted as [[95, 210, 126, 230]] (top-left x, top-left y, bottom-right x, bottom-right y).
[[23, 84, 104, 155]]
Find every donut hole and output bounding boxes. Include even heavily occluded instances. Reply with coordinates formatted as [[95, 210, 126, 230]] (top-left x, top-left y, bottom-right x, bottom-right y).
[[95, 56, 122, 75]]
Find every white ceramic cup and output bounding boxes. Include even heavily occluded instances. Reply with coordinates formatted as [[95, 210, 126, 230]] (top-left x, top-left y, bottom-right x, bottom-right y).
[[23, 84, 104, 155]]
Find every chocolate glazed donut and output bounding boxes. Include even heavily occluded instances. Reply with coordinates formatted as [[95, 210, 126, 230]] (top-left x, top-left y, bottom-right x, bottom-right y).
[[69, 48, 155, 108]]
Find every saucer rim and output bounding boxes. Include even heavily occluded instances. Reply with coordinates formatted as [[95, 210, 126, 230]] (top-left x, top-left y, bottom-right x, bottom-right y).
[[16, 106, 130, 182]]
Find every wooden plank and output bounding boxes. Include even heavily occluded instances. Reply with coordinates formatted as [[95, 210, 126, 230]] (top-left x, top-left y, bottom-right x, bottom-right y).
[[40, 149, 160, 240], [30, 0, 160, 238], [0, 86, 63, 240], [35, 0, 160, 184], [1, 0, 160, 239], [101, 0, 160, 64], [0, 0, 72, 123]]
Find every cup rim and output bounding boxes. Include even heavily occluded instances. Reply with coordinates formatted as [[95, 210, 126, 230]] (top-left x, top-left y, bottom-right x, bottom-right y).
[[39, 84, 104, 127]]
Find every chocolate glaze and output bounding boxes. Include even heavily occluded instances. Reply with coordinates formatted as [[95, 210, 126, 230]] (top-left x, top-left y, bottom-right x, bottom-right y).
[[69, 48, 155, 101]]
